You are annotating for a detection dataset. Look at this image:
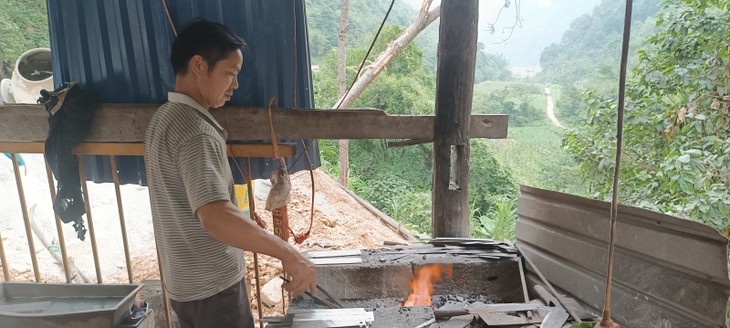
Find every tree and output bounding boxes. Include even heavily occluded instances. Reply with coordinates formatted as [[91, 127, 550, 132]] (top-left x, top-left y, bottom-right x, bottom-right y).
[[563, 0, 730, 235], [474, 44, 511, 83], [331, 0, 441, 109]]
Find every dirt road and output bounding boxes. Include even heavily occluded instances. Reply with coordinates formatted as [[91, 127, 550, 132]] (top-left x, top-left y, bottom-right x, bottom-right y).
[[545, 87, 563, 128]]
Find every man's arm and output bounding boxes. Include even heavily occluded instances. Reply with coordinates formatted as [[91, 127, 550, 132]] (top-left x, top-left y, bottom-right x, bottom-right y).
[[196, 200, 316, 297]]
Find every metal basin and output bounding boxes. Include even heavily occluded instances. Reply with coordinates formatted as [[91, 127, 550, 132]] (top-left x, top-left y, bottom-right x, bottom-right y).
[[0, 282, 143, 328]]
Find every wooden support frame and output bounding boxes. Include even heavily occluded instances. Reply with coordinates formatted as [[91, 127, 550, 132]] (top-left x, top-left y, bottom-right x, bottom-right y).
[[432, 0, 479, 238], [0, 104, 507, 143], [0, 142, 295, 158]]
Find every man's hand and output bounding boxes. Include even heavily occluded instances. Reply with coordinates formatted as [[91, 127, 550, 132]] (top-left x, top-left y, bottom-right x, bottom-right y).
[[280, 252, 317, 298], [196, 201, 317, 297]]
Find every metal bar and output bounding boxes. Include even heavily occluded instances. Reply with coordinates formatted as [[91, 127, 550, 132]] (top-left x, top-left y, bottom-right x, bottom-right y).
[[244, 158, 265, 328], [517, 244, 581, 323], [517, 257, 533, 320], [45, 162, 72, 283], [156, 246, 173, 328], [0, 232, 9, 281], [11, 153, 41, 282], [78, 156, 103, 283], [110, 156, 134, 283]]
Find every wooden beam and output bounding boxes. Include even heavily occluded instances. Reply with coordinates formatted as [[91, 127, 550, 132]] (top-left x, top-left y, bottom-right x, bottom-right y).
[[0, 104, 507, 143], [432, 0, 479, 238], [0, 142, 294, 158]]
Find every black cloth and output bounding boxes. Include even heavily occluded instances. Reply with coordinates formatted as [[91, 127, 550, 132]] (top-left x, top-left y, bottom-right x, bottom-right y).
[[39, 82, 101, 241], [170, 279, 255, 328]]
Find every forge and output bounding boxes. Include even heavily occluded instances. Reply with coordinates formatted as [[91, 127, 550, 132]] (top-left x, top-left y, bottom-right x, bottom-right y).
[[277, 239, 536, 328]]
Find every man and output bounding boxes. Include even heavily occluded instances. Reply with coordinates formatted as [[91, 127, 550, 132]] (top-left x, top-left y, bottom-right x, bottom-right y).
[[144, 20, 316, 328]]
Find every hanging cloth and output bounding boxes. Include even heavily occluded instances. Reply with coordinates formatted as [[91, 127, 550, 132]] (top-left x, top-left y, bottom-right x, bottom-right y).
[[39, 82, 101, 240]]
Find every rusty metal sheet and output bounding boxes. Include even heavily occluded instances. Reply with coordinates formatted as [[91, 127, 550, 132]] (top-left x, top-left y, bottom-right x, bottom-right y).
[[515, 186, 730, 328]]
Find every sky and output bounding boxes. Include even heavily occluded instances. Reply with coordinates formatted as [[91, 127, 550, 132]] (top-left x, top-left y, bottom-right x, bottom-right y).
[[402, 0, 601, 68]]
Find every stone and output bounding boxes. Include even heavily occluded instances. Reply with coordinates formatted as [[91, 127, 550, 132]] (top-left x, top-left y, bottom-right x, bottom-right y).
[[260, 277, 285, 307]]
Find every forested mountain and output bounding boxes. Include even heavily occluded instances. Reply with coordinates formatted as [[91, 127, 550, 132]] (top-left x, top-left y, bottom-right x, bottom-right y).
[[538, 0, 662, 84]]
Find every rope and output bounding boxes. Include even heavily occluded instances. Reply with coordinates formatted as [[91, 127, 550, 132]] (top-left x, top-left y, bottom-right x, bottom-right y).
[[267, 97, 281, 159], [266, 97, 315, 244]]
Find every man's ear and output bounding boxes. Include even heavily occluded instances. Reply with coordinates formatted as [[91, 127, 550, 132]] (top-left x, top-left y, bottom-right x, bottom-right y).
[[188, 55, 207, 77]]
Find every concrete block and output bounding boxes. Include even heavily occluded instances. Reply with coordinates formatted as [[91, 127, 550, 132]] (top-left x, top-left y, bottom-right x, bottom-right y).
[[261, 277, 285, 307]]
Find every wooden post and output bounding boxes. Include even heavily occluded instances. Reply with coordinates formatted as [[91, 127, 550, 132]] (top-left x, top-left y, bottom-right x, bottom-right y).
[[432, 0, 479, 238]]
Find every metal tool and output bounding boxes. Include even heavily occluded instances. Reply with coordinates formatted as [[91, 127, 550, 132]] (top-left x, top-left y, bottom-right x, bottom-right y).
[[279, 276, 345, 309], [262, 308, 374, 327], [516, 244, 582, 323], [541, 306, 569, 328], [415, 317, 436, 328]]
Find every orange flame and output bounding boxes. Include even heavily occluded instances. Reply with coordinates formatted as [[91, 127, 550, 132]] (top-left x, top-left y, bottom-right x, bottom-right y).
[[404, 264, 453, 307]]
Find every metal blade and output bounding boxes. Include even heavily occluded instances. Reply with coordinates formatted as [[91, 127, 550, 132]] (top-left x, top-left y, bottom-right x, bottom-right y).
[[540, 307, 569, 328]]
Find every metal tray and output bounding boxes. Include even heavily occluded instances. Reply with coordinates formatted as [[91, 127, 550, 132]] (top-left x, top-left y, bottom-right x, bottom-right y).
[[0, 282, 143, 328]]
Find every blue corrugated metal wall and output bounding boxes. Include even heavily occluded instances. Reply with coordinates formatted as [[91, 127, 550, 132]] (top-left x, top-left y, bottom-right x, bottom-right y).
[[46, 0, 319, 183]]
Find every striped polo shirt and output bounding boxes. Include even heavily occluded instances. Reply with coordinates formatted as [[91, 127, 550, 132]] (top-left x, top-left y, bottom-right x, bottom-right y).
[[144, 92, 244, 302]]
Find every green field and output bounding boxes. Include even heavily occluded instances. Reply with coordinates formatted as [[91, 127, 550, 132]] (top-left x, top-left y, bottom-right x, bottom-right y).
[[488, 123, 585, 195], [472, 81, 547, 120]]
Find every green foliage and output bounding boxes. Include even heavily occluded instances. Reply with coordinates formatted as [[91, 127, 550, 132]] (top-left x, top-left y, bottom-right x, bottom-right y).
[[473, 82, 545, 126], [570, 323, 596, 328], [470, 140, 519, 211], [312, 24, 435, 110], [564, 0, 730, 235], [306, 0, 511, 82], [0, 0, 49, 77], [472, 196, 517, 242], [538, 2, 661, 123], [317, 140, 340, 177], [488, 124, 585, 195], [305, 0, 414, 64]]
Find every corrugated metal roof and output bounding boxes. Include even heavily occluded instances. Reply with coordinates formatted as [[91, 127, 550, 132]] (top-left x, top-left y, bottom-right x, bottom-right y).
[[46, 0, 319, 183], [516, 186, 730, 328]]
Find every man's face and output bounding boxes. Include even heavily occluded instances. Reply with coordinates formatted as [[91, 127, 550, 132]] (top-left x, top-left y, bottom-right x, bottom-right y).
[[197, 50, 243, 109]]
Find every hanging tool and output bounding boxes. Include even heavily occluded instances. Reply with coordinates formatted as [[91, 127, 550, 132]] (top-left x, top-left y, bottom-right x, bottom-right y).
[[264, 97, 315, 244]]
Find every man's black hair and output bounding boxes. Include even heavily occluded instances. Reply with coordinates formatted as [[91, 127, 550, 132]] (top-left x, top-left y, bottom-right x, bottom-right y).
[[171, 19, 247, 75]]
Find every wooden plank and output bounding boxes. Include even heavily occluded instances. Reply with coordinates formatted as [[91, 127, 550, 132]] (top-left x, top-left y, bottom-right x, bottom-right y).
[[432, 0, 479, 238], [0, 142, 294, 158], [0, 104, 508, 142], [0, 142, 45, 153]]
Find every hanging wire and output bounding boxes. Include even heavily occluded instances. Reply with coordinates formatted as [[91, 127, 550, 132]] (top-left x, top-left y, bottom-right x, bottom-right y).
[[596, 0, 634, 326], [161, 0, 178, 37]]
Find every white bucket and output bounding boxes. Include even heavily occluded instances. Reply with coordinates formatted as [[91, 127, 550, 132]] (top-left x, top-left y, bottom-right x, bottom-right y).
[[7, 48, 54, 104]]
